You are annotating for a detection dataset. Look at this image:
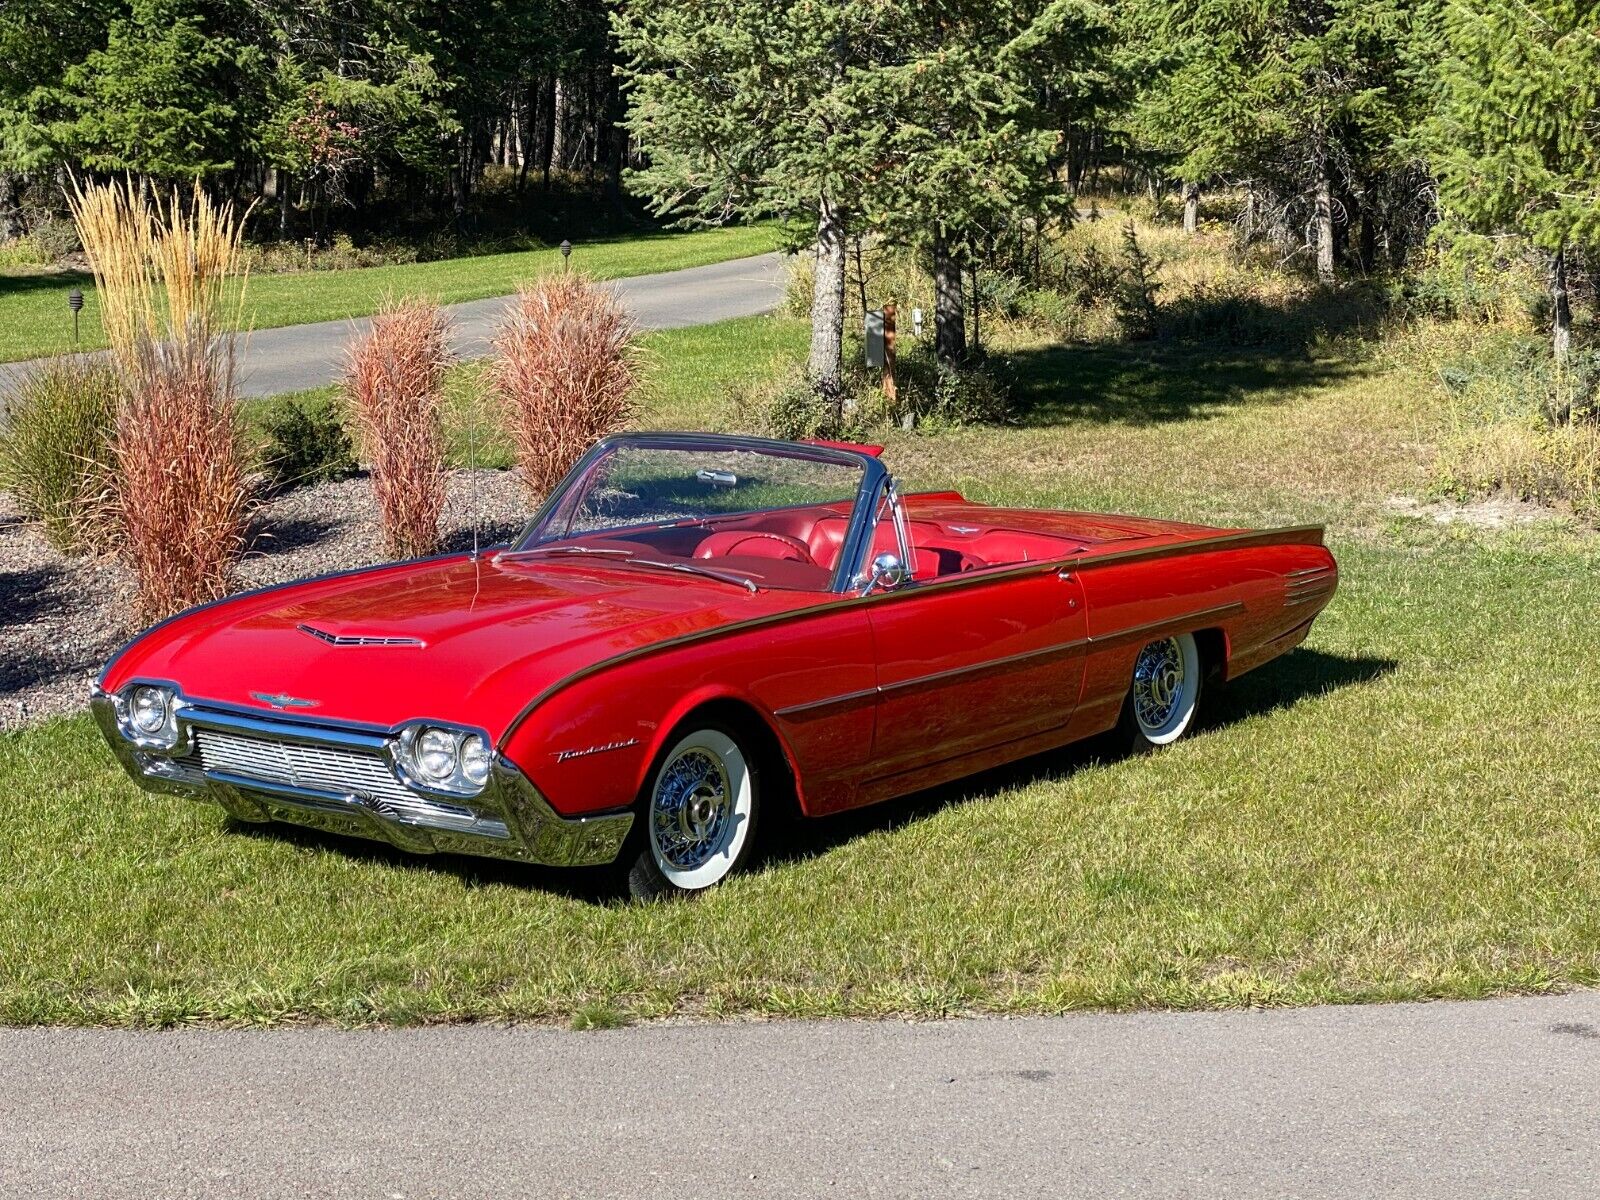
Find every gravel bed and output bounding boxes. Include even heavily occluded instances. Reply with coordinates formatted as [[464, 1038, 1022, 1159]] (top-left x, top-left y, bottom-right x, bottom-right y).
[[0, 469, 534, 731]]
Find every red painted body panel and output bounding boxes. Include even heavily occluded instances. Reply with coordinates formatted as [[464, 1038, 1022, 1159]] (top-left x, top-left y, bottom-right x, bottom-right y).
[[101, 478, 1337, 829]]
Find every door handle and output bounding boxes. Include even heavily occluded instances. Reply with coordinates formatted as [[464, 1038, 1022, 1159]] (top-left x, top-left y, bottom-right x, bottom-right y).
[[1056, 569, 1073, 582]]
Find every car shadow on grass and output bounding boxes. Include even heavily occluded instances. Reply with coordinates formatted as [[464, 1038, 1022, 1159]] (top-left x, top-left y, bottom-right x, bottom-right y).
[[222, 648, 1395, 903], [763, 647, 1398, 869]]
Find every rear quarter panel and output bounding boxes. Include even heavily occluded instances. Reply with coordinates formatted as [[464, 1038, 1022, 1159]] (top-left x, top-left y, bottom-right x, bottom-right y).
[[1068, 539, 1337, 739]]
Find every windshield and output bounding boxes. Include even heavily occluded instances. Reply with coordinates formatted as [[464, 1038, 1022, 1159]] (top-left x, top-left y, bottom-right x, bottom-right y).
[[511, 437, 873, 593]]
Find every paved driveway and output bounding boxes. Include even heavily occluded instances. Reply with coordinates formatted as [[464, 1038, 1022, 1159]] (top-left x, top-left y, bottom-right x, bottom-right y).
[[3, 991, 1597, 1198]]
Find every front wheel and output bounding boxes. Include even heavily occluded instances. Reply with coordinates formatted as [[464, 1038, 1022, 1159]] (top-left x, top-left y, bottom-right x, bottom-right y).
[[1111, 632, 1203, 752], [625, 724, 760, 900]]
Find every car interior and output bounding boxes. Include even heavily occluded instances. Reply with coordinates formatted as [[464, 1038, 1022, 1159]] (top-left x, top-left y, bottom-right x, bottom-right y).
[[566, 497, 1098, 591]]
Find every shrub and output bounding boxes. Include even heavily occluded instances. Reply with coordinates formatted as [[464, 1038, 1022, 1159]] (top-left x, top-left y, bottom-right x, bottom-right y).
[[343, 298, 452, 557], [487, 272, 640, 498], [29, 215, 81, 262], [0, 356, 118, 553], [257, 397, 357, 489], [69, 179, 253, 619]]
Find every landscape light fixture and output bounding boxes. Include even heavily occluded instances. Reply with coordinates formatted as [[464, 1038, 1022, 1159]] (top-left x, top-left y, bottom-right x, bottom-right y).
[[560, 239, 573, 271], [68, 288, 84, 345]]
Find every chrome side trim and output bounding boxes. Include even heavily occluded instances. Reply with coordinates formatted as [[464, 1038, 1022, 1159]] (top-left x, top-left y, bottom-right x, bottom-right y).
[[773, 638, 1091, 721], [1083, 602, 1247, 651], [501, 525, 1326, 744], [92, 690, 633, 867]]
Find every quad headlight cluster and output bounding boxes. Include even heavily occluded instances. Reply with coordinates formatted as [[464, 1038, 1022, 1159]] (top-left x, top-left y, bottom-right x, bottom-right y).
[[394, 722, 494, 797], [113, 682, 183, 750]]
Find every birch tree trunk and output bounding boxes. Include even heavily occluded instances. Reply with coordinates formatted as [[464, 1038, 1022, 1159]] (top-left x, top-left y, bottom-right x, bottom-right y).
[[1551, 244, 1572, 369], [1182, 182, 1200, 233], [808, 195, 847, 412], [1314, 174, 1335, 284]]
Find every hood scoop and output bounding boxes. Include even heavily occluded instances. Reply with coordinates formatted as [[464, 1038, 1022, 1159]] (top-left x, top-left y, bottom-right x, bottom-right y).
[[296, 623, 426, 648]]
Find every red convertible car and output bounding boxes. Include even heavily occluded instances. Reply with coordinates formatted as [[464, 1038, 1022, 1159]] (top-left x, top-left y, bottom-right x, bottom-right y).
[[95, 433, 1337, 897]]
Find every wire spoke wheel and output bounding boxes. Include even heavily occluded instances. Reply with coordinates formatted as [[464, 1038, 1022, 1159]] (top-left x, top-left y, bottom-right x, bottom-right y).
[[642, 727, 756, 892], [1129, 633, 1202, 746]]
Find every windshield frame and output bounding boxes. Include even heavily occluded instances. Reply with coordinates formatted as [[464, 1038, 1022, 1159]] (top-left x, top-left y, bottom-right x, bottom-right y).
[[508, 432, 890, 594]]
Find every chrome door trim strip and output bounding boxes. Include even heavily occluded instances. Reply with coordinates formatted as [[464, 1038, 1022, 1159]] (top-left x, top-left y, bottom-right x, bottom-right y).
[[500, 525, 1322, 744], [1083, 601, 1247, 650], [773, 637, 1092, 721]]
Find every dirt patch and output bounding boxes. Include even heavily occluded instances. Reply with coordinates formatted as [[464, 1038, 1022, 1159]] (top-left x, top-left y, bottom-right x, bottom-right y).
[[1385, 494, 1560, 529]]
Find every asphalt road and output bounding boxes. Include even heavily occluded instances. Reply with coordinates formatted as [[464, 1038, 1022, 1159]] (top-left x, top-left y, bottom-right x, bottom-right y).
[[1, 251, 789, 406], [3, 991, 1598, 1198]]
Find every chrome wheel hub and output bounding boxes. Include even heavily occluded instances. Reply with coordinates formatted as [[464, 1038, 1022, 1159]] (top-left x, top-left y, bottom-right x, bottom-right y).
[[1133, 637, 1185, 731], [651, 747, 732, 871]]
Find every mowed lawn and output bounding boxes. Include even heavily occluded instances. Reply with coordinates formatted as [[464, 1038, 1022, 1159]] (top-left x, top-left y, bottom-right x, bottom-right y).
[[0, 223, 779, 363], [3, 316, 1599, 1026]]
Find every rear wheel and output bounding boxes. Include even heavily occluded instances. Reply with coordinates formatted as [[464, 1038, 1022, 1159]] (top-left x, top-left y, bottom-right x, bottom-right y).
[[1112, 632, 1203, 752], [625, 724, 760, 900]]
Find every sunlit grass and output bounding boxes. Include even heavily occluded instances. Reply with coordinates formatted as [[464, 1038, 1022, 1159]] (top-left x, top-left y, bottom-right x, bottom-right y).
[[0, 224, 779, 363], [5, 234, 1599, 1026]]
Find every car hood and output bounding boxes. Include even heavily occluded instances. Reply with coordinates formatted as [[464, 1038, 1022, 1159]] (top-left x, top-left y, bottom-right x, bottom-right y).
[[104, 554, 804, 738]]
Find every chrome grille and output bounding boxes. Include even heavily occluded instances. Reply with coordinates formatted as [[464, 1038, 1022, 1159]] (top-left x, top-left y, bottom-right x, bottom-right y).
[[191, 728, 503, 836]]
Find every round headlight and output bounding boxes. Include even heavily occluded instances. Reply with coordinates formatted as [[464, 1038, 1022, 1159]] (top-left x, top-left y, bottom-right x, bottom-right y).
[[131, 686, 168, 734], [460, 734, 491, 786], [416, 727, 458, 781]]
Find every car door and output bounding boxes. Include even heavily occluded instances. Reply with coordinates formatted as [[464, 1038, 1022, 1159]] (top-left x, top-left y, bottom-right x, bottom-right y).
[[858, 485, 1089, 792]]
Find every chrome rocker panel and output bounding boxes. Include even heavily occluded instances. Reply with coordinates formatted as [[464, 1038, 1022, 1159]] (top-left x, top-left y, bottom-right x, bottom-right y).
[[90, 690, 633, 868]]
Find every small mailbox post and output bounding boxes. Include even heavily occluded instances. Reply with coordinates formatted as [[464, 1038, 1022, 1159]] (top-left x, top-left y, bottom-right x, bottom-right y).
[[864, 304, 898, 401], [864, 309, 886, 368]]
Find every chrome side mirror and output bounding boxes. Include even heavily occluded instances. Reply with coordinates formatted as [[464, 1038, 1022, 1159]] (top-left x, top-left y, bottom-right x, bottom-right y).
[[857, 552, 908, 594]]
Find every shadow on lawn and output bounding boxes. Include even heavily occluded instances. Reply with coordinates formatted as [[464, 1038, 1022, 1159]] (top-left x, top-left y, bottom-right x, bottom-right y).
[[227, 647, 1395, 903], [0, 268, 94, 298], [768, 647, 1398, 868], [998, 284, 1386, 428]]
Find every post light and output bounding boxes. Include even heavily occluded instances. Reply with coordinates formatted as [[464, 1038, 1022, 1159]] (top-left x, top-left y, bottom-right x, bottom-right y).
[[67, 288, 84, 345], [560, 239, 572, 271]]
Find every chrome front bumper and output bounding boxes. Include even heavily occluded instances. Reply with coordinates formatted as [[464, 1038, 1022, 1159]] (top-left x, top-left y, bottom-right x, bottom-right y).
[[90, 690, 633, 867]]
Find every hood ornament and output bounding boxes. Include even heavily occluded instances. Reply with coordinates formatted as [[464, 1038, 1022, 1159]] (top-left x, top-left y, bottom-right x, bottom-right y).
[[250, 691, 320, 711]]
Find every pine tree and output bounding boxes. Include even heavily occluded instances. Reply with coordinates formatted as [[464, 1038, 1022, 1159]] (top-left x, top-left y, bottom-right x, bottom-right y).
[[1429, 0, 1600, 366]]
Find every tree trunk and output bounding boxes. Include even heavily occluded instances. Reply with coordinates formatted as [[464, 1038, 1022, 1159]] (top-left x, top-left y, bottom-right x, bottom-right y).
[[1243, 185, 1257, 242], [932, 231, 967, 364], [551, 77, 569, 175], [808, 195, 847, 412], [1182, 182, 1200, 233], [1313, 174, 1335, 284], [1551, 244, 1572, 370], [0, 173, 19, 241], [278, 170, 292, 239], [540, 74, 556, 190]]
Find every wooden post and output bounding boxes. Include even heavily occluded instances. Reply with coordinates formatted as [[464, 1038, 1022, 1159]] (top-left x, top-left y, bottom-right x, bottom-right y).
[[882, 302, 897, 403]]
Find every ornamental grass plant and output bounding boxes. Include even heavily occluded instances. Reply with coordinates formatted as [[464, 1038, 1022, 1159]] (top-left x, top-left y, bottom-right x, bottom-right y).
[[343, 298, 452, 557], [0, 355, 118, 554], [67, 180, 252, 619], [487, 272, 640, 497]]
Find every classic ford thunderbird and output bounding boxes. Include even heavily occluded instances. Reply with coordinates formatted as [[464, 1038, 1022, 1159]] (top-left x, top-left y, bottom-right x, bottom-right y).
[[95, 433, 1337, 897]]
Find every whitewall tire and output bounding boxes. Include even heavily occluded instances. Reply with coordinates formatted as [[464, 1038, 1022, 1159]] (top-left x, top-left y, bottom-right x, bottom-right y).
[[1117, 632, 1203, 750], [627, 725, 760, 899]]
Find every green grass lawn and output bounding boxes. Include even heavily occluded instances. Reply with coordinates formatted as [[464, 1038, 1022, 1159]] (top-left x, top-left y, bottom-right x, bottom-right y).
[[0, 223, 779, 364], [4, 307, 1599, 1027]]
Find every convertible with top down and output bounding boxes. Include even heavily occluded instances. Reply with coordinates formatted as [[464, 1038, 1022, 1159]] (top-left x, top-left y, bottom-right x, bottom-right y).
[[94, 432, 1338, 897]]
